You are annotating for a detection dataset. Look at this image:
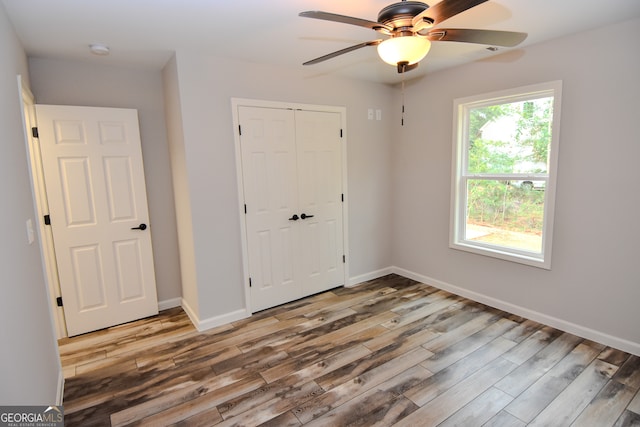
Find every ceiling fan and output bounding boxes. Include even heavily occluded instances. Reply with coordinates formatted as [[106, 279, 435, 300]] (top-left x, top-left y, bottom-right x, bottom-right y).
[[300, 0, 527, 73]]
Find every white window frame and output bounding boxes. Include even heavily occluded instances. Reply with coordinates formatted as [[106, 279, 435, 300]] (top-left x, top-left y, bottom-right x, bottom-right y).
[[450, 81, 562, 269]]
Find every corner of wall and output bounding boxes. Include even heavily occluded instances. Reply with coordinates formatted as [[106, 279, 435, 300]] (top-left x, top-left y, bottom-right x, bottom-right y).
[[56, 372, 65, 406], [181, 297, 249, 332], [161, 52, 200, 317]]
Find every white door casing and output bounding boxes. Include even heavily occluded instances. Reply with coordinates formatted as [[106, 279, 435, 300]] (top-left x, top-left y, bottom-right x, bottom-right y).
[[236, 102, 346, 312], [36, 105, 158, 336]]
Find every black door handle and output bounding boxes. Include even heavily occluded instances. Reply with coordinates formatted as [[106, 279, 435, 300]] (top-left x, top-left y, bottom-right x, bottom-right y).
[[300, 213, 314, 219], [288, 214, 299, 221], [131, 223, 147, 230]]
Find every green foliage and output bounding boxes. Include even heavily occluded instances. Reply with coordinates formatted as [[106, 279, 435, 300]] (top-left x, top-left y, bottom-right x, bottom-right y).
[[468, 139, 514, 174], [465, 97, 553, 236], [467, 180, 545, 234], [468, 104, 510, 141], [515, 99, 553, 164], [468, 97, 553, 170]]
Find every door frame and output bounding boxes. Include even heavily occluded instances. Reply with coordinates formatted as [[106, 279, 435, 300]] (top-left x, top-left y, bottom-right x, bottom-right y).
[[19, 76, 67, 339], [231, 98, 349, 312]]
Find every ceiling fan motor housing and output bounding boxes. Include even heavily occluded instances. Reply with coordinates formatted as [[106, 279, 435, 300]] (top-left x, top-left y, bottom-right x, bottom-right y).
[[377, 1, 430, 29]]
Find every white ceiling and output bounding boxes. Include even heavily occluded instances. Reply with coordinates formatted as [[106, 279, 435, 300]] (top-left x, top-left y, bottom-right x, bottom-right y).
[[3, 0, 640, 85]]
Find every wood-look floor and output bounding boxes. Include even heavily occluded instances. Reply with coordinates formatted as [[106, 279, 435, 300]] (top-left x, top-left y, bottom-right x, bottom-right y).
[[59, 274, 640, 426]]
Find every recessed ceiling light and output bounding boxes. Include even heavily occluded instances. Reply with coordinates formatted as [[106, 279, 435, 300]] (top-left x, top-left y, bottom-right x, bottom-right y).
[[89, 43, 110, 56]]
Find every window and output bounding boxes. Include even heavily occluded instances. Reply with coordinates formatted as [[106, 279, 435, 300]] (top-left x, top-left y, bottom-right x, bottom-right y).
[[450, 81, 562, 269]]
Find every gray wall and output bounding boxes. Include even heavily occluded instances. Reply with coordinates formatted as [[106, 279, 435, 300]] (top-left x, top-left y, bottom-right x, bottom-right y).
[[28, 57, 182, 304], [391, 17, 640, 351], [0, 4, 61, 404], [164, 52, 395, 321]]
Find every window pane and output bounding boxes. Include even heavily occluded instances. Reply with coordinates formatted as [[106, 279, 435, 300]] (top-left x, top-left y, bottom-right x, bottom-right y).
[[465, 179, 544, 253], [467, 98, 553, 174], [452, 81, 561, 268]]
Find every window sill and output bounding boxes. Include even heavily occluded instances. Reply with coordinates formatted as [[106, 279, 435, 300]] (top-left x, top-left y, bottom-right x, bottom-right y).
[[450, 240, 551, 270]]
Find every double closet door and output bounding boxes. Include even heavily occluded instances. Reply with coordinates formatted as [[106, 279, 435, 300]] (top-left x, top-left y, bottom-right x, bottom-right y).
[[238, 106, 345, 312]]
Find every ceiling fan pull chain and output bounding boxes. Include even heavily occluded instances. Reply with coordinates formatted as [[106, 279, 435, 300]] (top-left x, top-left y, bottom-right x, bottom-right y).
[[401, 78, 405, 126]]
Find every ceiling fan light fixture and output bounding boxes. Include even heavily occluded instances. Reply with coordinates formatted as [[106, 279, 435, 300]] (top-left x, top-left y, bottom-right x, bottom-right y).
[[377, 36, 431, 66]]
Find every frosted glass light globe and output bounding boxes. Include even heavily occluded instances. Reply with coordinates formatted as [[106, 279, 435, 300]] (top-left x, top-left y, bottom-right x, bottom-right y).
[[377, 36, 431, 65]]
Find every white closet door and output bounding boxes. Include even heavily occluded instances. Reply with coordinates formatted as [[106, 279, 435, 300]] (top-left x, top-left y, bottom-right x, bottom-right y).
[[239, 106, 303, 311], [295, 110, 344, 295], [239, 106, 345, 312]]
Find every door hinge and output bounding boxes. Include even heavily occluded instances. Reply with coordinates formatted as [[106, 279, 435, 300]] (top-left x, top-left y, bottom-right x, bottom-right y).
[[32, 127, 39, 138], [343, 255, 346, 263], [341, 193, 344, 202], [244, 204, 247, 214], [43, 214, 51, 225], [238, 125, 242, 136], [340, 129, 343, 138], [249, 277, 252, 287], [56, 297, 63, 307]]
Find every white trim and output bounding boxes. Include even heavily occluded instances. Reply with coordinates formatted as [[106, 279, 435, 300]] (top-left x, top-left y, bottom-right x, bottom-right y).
[[450, 81, 563, 270], [181, 298, 249, 332], [231, 97, 347, 114], [19, 77, 68, 339], [390, 266, 640, 357], [158, 297, 182, 311], [180, 298, 199, 329], [231, 99, 252, 313], [18, 76, 67, 403], [196, 308, 250, 332], [339, 110, 350, 294], [347, 267, 394, 287], [56, 370, 65, 406], [230, 98, 349, 313]]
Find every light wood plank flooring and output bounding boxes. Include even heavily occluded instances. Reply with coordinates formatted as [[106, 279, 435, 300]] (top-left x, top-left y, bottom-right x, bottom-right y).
[[59, 274, 640, 426]]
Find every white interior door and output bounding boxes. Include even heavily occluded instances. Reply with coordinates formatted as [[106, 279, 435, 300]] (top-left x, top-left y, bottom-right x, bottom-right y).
[[239, 106, 303, 311], [238, 106, 344, 312], [295, 110, 345, 295], [36, 105, 158, 336]]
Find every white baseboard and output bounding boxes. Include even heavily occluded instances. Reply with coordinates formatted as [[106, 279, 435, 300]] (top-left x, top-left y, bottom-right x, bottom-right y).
[[347, 267, 394, 287], [56, 368, 64, 406], [174, 266, 640, 356], [197, 308, 250, 332], [158, 297, 182, 311], [180, 298, 199, 329], [181, 298, 250, 332], [390, 266, 640, 357]]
